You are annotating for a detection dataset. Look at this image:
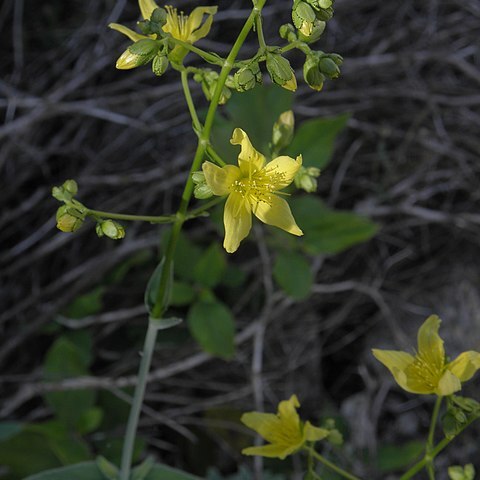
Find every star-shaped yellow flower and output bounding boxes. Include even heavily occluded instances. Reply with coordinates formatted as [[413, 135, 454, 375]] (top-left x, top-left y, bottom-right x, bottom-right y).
[[110, 0, 217, 65], [241, 395, 329, 459], [202, 128, 303, 253], [373, 315, 480, 396]]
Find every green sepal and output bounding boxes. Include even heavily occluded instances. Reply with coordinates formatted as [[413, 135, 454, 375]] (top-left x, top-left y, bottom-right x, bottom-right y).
[[149, 316, 183, 330], [144, 257, 173, 315]]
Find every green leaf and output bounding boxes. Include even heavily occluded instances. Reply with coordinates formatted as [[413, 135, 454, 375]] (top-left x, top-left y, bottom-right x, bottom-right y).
[[171, 281, 197, 306], [289, 196, 378, 254], [220, 264, 247, 288], [376, 441, 424, 472], [144, 257, 173, 314], [132, 456, 154, 480], [96, 456, 118, 480], [43, 336, 95, 428], [63, 286, 105, 319], [76, 407, 104, 435], [448, 464, 475, 480], [193, 243, 226, 288], [149, 316, 183, 330], [286, 114, 349, 169], [0, 421, 23, 441], [273, 251, 313, 300], [24, 462, 202, 480], [187, 299, 235, 359]]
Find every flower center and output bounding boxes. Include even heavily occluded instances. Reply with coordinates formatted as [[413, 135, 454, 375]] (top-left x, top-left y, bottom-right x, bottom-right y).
[[408, 352, 445, 389], [164, 6, 191, 41]]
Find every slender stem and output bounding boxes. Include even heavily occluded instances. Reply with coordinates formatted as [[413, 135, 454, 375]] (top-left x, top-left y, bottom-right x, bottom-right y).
[[119, 321, 158, 479], [400, 415, 479, 480], [206, 144, 226, 166], [426, 396, 443, 479], [171, 38, 224, 65], [306, 447, 362, 480], [118, 5, 265, 479], [255, 13, 266, 50], [187, 196, 225, 218], [87, 209, 173, 223], [180, 69, 202, 132]]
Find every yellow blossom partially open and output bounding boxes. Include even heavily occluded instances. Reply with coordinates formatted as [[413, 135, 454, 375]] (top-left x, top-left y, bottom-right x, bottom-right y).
[[241, 395, 329, 459], [373, 315, 480, 396], [202, 128, 303, 253]]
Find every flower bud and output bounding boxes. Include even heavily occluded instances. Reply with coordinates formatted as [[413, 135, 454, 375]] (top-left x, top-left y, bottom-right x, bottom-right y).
[[297, 19, 325, 43], [56, 205, 84, 233], [192, 171, 213, 199], [116, 39, 159, 70], [150, 7, 167, 26], [294, 166, 321, 193], [266, 53, 297, 92], [234, 63, 261, 92], [272, 110, 295, 153], [195, 70, 231, 105], [313, 5, 334, 21], [96, 220, 125, 240], [279, 24, 297, 43], [303, 55, 325, 91], [152, 54, 169, 76], [307, 0, 333, 8], [292, 0, 316, 37], [52, 179, 78, 202], [319, 56, 341, 79]]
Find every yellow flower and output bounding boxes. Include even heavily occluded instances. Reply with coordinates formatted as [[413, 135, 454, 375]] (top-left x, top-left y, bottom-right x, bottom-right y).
[[241, 395, 329, 459], [373, 315, 480, 396], [202, 128, 303, 253]]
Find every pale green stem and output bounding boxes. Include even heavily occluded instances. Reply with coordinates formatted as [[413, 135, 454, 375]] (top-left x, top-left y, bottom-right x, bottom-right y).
[[255, 13, 267, 50], [426, 396, 443, 480], [180, 69, 202, 132], [305, 447, 362, 480], [118, 4, 266, 479], [206, 144, 226, 166], [171, 37, 224, 65], [87, 209, 174, 223]]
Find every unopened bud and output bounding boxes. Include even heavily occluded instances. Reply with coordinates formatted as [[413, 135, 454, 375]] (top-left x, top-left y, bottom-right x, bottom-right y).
[[303, 55, 325, 91], [195, 70, 231, 105], [272, 110, 295, 153], [266, 53, 297, 92], [116, 39, 159, 70], [150, 7, 167, 25], [292, 1, 316, 37], [313, 5, 334, 21], [56, 205, 84, 233], [152, 54, 169, 76], [96, 220, 125, 240], [192, 171, 213, 199], [297, 19, 326, 43], [307, 0, 333, 8], [294, 166, 321, 192], [63, 179, 78, 196], [234, 63, 261, 92], [279, 24, 297, 43], [319, 56, 341, 78]]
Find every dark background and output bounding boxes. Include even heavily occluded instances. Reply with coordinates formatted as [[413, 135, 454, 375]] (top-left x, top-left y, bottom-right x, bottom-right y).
[[1, 0, 480, 478]]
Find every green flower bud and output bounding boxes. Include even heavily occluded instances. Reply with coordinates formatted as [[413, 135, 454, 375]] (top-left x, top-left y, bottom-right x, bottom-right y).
[[63, 179, 78, 196], [52, 179, 78, 202], [294, 165, 321, 192], [319, 56, 341, 78], [313, 5, 334, 21], [192, 171, 213, 199], [297, 19, 326, 43], [307, 0, 333, 8], [152, 54, 169, 76], [279, 23, 297, 43], [234, 63, 261, 92], [303, 55, 325, 91], [272, 110, 295, 153], [151, 7, 167, 25], [266, 53, 297, 92], [56, 205, 84, 233], [328, 53, 343, 65], [96, 220, 125, 240], [195, 70, 231, 105], [116, 39, 159, 70], [292, 0, 316, 37]]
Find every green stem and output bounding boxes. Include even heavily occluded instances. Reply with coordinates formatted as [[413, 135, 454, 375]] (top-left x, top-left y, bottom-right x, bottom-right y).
[[171, 38, 224, 65], [206, 144, 226, 166], [306, 447, 362, 480], [400, 415, 479, 480], [87, 209, 173, 224], [187, 196, 225, 218], [180, 69, 202, 133], [255, 12, 267, 50], [119, 320, 158, 479], [118, 4, 265, 479], [426, 396, 443, 479]]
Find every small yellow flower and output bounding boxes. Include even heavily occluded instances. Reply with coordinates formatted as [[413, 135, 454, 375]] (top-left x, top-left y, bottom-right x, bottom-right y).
[[373, 315, 480, 396], [202, 128, 303, 253], [241, 395, 329, 459]]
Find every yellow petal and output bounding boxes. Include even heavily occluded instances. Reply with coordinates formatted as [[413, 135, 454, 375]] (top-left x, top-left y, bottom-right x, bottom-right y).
[[417, 315, 445, 370], [202, 162, 240, 196], [188, 6, 217, 42], [139, 0, 158, 20], [242, 443, 299, 460], [252, 195, 303, 236], [283, 75, 297, 92], [436, 369, 462, 396], [303, 422, 329, 442], [241, 412, 281, 443], [230, 128, 265, 176], [109, 23, 148, 42], [277, 395, 301, 431], [189, 13, 214, 43], [263, 155, 302, 190], [372, 349, 417, 392], [223, 192, 252, 253], [447, 351, 480, 382]]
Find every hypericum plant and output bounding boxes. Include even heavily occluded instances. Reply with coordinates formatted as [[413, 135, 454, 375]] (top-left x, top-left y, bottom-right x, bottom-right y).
[[46, 1, 480, 479]]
